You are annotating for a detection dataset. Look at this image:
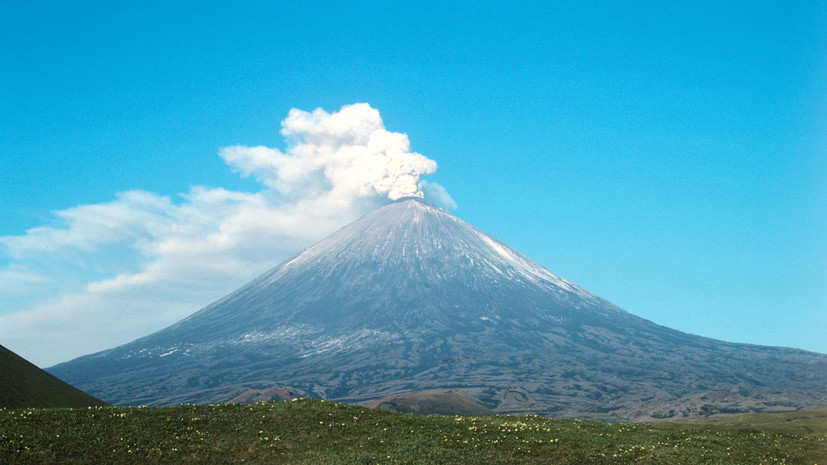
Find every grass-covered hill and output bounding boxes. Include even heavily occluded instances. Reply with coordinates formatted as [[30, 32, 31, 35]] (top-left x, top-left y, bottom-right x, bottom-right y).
[[668, 407, 827, 435], [1, 399, 825, 464], [0, 344, 107, 409], [364, 390, 496, 416]]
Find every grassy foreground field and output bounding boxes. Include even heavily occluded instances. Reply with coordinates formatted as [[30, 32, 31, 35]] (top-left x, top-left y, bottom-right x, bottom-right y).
[[1, 399, 825, 464]]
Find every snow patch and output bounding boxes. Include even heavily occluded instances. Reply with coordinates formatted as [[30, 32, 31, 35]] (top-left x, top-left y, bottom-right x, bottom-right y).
[[299, 329, 398, 358], [159, 348, 178, 357], [475, 230, 597, 301]]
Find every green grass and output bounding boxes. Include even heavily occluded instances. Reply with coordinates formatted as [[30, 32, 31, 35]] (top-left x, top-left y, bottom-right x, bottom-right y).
[[1, 399, 825, 464], [667, 408, 827, 435]]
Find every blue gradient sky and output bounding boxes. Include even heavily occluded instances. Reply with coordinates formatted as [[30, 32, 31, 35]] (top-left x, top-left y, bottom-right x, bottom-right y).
[[2, 1, 825, 365]]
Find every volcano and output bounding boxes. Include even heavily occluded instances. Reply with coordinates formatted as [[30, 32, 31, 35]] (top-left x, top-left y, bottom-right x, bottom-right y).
[[48, 198, 827, 420]]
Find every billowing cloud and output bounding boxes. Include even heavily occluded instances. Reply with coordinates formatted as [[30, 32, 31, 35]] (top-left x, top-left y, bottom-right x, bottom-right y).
[[221, 103, 438, 201], [0, 103, 455, 367]]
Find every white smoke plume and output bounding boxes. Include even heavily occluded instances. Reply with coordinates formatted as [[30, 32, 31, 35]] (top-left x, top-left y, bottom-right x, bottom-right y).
[[221, 103, 437, 201], [0, 103, 454, 367]]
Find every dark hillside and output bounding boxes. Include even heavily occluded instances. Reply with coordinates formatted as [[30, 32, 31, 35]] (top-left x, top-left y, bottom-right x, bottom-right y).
[[0, 344, 107, 408]]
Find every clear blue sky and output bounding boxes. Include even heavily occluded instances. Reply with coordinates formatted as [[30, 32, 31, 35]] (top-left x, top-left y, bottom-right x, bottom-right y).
[[1, 1, 825, 366]]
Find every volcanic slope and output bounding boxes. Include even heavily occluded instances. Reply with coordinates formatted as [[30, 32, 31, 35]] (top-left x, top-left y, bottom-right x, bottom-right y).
[[48, 198, 827, 421]]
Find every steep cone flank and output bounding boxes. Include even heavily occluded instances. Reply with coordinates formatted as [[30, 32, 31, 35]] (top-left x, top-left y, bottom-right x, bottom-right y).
[[166, 197, 615, 339], [49, 198, 827, 420]]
